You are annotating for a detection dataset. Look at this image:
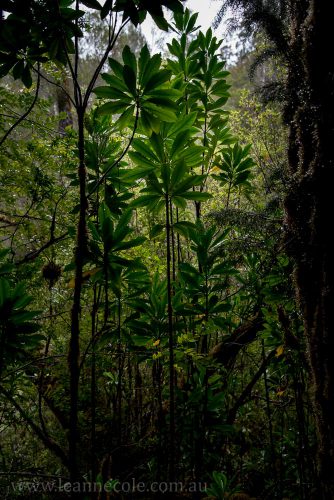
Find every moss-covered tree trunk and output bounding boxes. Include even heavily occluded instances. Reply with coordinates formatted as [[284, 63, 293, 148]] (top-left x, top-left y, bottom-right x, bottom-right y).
[[285, 1, 334, 496]]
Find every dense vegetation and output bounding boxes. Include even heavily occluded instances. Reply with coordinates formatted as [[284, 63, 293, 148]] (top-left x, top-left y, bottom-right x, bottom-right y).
[[0, 1, 332, 499]]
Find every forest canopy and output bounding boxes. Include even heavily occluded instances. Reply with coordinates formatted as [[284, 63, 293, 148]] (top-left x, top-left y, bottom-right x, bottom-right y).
[[0, 1, 333, 499]]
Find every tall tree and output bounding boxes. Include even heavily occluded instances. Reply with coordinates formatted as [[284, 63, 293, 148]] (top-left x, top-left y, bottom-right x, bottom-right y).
[[215, 0, 334, 496]]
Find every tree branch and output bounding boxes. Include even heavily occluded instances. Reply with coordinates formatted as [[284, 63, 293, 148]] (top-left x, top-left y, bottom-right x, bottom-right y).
[[15, 232, 68, 265], [0, 65, 41, 147], [210, 312, 264, 368], [227, 349, 276, 424], [0, 384, 69, 468]]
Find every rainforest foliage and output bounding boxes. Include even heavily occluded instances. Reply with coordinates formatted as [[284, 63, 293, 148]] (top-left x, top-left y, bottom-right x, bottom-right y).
[[0, 1, 319, 499]]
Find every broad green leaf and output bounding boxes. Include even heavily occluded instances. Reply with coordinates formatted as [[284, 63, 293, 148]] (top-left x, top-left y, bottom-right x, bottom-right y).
[[170, 130, 191, 158], [123, 65, 137, 95], [114, 236, 146, 251], [12, 60, 24, 80], [0, 279, 10, 308], [138, 44, 150, 84], [170, 159, 187, 188], [130, 194, 161, 208], [122, 46, 137, 75], [80, 0, 101, 8], [131, 139, 159, 163], [143, 102, 176, 122], [122, 165, 155, 182], [101, 73, 129, 93], [93, 86, 127, 99], [115, 105, 135, 130], [172, 196, 187, 209], [150, 224, 164, 239], [128, 151, 156, 170], [173, 221, 195, 238], [180, 191, 212, 202], [107, 59, 123, 79], [140, 53, 161, 88], [167, 112, 197, 137], [149, 133, 164, 162], [144, 69, 171, 92], [97, 100, 131, 115], [21, 64, 32, 88], [140, 109, 160, 135], [173, 174, 204, 194], [151, 14, 169, 32]]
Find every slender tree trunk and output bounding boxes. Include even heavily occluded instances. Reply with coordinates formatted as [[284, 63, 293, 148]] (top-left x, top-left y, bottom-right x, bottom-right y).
[[261, 340, 277, 492], [169, 200, 176, 282], [91, 285, 98, 495], [117, 297, 123, 447], [284, 1, 334, 496], [165, 194, 175, 481], [69, 105, 87, 486]]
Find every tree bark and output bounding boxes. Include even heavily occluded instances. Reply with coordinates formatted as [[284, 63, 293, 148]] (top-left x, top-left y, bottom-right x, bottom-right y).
[[284, 1, 334, 496], [165, 193, 175, 482], [68, 105, 87, 485], [210, 312, 263, 368]]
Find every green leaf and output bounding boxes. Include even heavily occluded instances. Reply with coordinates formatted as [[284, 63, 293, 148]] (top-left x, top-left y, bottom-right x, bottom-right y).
[[131, 139, 159, 163], [60, 0, 74, 6], [147, 88, 181, 100], [21, 64, 32, 88], [128, 151, 156, 170], [101, 73, 129, 93], [180, 191, 212, 202], [107, 59, 123, 79], [140, 110, 161, 135], [80, 0, 101, 8], [131, 335, 151, 347], [122, 166, 155, 183], [11, 310, 39, 325], [101, 0, 113, 18], [150, 224, 164, 239], [97, 100, 131, 115], [170, 130, 191, 158], [151, 15, 169, 32], [211, 303, 232, 314], [144, 69, 171, 92], [122, 46, 137, 75], [114, 236, 146, 251], [0, 279, 10, 308], [130, 194, 161, 208], [173, 196, 187, 209], [138, 44, 150, 84], [170, 160, 187, 189], [12, 60, 24, 80], [149, 133, 164, 161], [93, 86, 127, 99], [115, 105, 135, 130], [142, 102, 176, 122], [173, 221, 195, 238], [180, 143, 204, 161], [167, 112, 197, 137], [123, 65, 137, 96], [140, 53, 161, 88], [60, 7, 85, 20], [173, 175, 204, 194]]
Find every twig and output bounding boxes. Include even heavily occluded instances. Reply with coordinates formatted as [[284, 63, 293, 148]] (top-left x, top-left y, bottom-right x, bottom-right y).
[[0, 64, 41, 147], [0, 384, 69, 468], [15, 232, 69, 265], [31, 66, 75, 107]]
